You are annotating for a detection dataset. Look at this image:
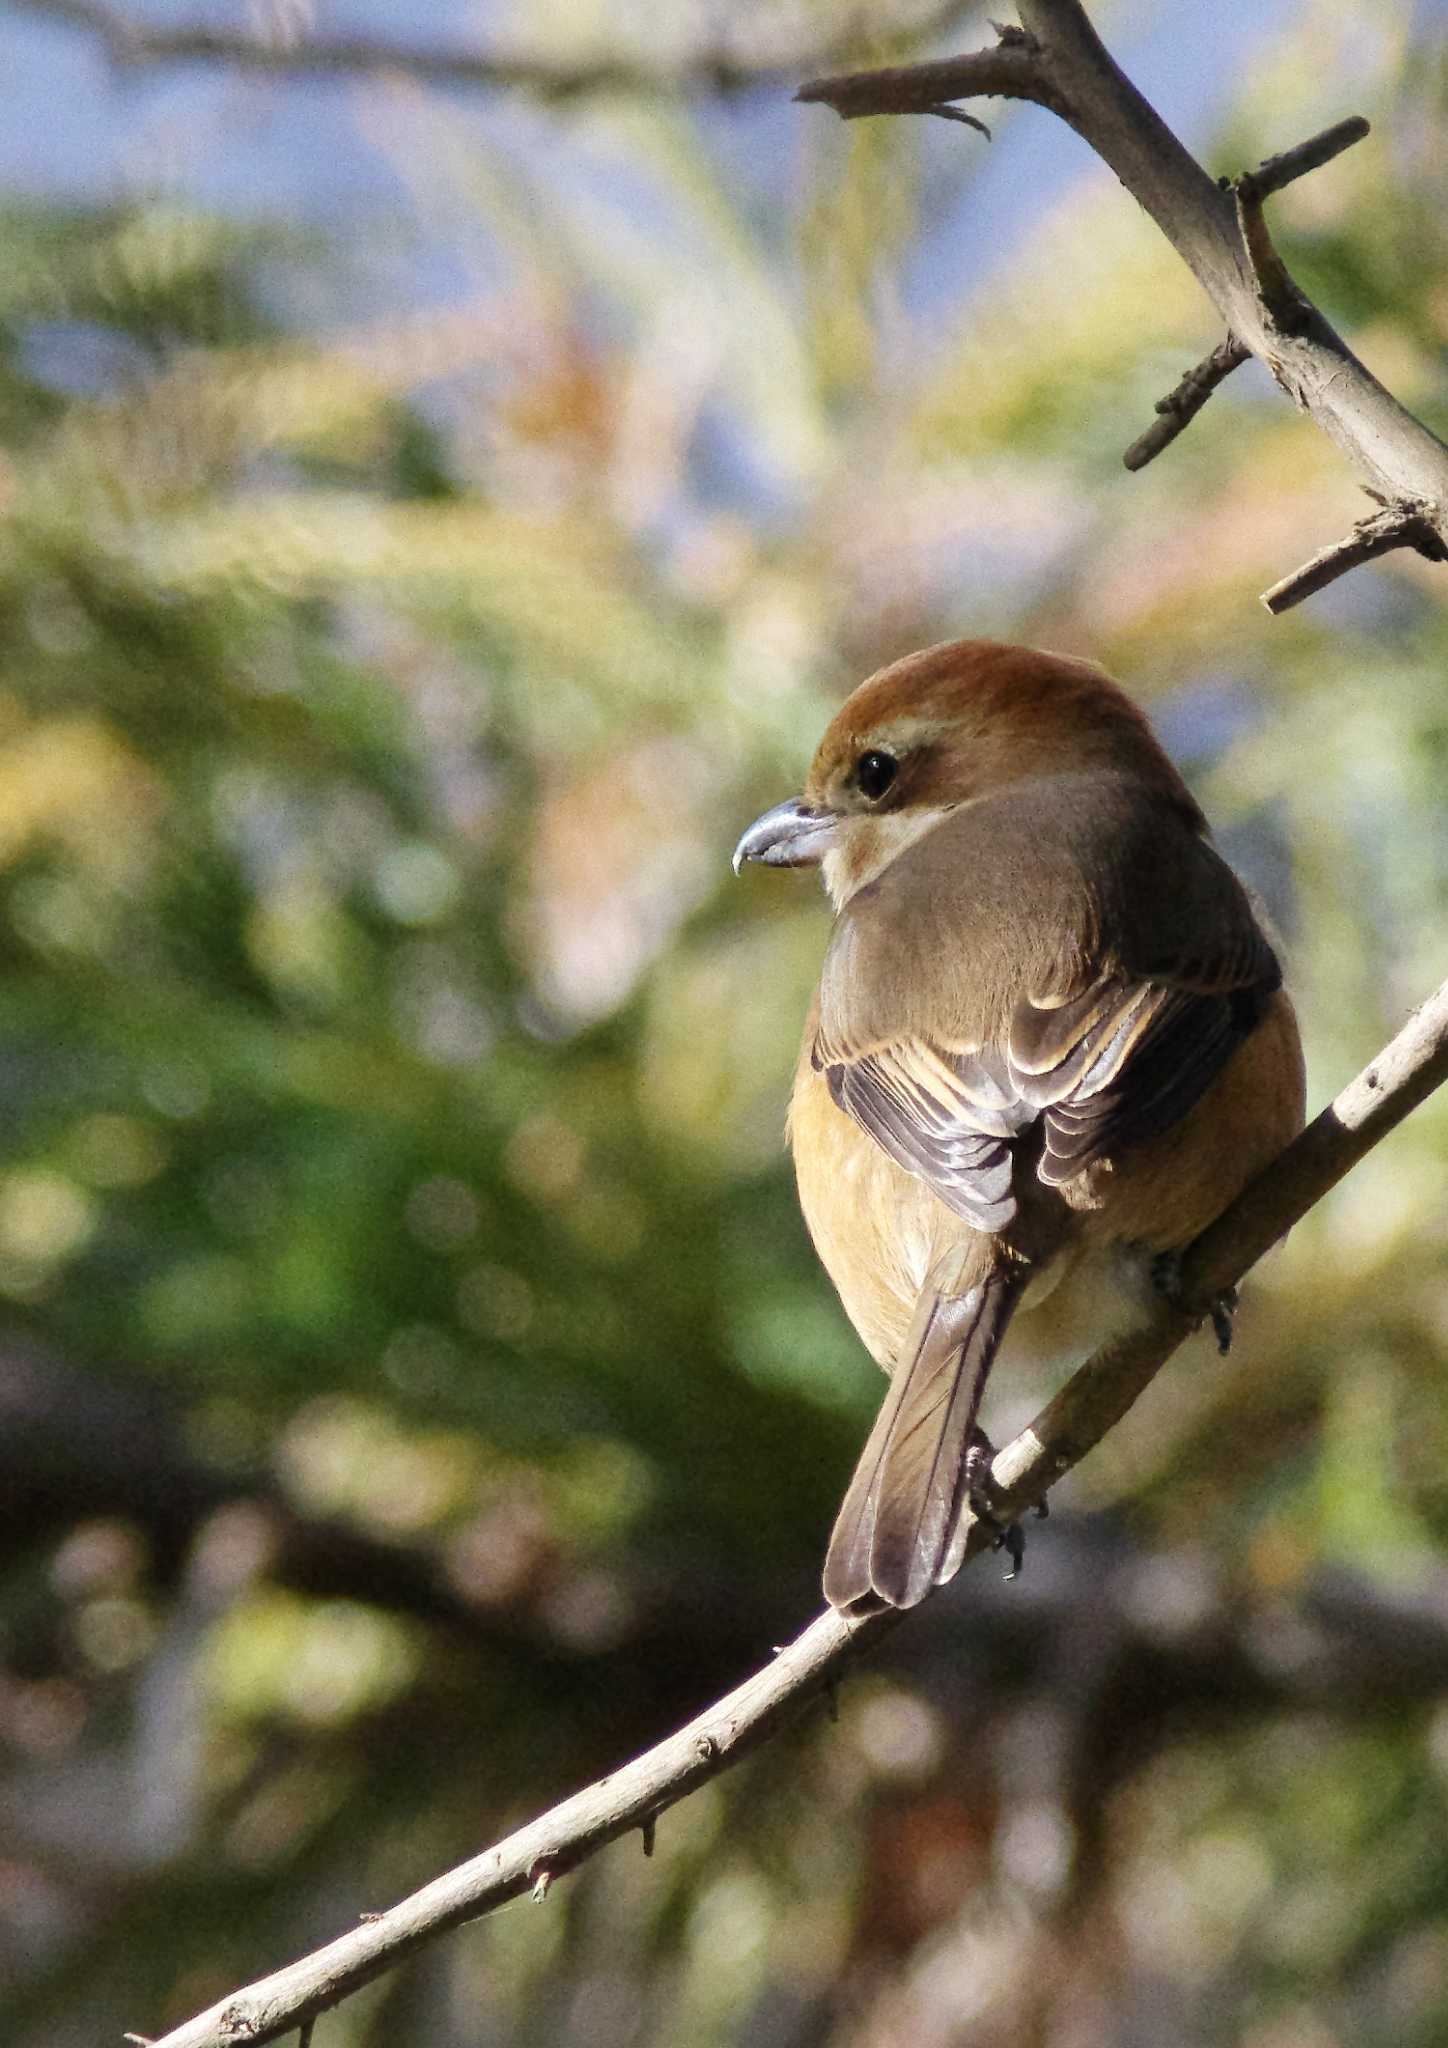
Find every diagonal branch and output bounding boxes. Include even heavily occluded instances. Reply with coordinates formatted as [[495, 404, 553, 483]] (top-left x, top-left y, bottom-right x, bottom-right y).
[[795, 34, 1058, 120], [141, 969, 1448, 2048], [800, 4, 1448, 602], [5, 0, 978, 99], [1122, 335, 1250, 473], [1261, 498, 1448, 614]]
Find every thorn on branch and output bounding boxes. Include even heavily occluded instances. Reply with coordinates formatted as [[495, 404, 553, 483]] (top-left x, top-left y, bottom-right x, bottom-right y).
[[640, 1814, 657, 1858], [1261, 500, 1448, 614], [298, 2023, 315, 2048], [926, 105, 991, 136], [1122, 336, 1250, 470]]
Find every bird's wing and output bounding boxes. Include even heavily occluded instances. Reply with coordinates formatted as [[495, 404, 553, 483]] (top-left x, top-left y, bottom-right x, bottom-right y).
[[813, 820, 1282, 1228], [818, 1033, 1029, 1231]]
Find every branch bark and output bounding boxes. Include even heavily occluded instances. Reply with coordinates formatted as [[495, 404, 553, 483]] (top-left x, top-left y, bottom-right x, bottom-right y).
[[800, 5, 1448, 600], [142, 970, 1448, 2048], [1261, 499, 1448, 614]]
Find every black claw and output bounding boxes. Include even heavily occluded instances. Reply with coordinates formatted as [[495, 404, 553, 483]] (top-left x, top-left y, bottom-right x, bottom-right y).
[[965, 1430, 1030, 1580], [1210, 1290, 1238, 1355], [1153, 1251, 1238, 1357]]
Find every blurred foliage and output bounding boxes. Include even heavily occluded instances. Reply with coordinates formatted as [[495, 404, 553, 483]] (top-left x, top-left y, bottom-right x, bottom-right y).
[[3, 2, 1448, 2045]]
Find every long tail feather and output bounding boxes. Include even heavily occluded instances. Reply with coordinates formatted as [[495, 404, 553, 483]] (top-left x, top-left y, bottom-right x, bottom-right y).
[[823, 1260, 1027, 1611]]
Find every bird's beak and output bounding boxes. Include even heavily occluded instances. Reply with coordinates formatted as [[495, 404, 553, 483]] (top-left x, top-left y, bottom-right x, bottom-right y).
[[732, 797, 838, 875]]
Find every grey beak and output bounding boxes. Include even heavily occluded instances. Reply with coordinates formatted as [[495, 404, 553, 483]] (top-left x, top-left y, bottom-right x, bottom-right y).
[[732, 797, 837, 875]]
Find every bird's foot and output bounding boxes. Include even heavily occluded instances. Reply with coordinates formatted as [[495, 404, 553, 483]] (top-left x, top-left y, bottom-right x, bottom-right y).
[[962, 1429, 1042, 1581], [1150, 1251, 1238, 1357]]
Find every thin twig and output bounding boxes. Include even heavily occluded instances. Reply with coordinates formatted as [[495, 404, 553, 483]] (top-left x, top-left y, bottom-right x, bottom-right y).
[[1122, 337, 1249, 471], [1237, 115, 1372, 204], [139, 973, 1448, 2048], [5, 0, 978, 98], [1261, 500, 1448, 614]]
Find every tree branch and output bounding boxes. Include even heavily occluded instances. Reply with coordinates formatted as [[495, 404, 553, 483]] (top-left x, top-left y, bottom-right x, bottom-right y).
[[1122, 336, 1249, 472], [141, 969, 1448, 2048], [5, 0, 978, 99], [795, 34, 1059, 120], [800, 6, 1448, 601], [1119, 120, 1370, 472], [1237, 113, 1372, 203], [1261, 498, 1448, 614]]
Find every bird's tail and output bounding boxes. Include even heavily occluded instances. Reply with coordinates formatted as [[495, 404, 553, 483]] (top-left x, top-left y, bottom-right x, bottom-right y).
[[823, 1257, 1028, 1612]]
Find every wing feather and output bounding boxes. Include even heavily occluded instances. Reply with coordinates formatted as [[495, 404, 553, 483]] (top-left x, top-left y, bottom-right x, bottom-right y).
[[817, 957, 1280, 1227]]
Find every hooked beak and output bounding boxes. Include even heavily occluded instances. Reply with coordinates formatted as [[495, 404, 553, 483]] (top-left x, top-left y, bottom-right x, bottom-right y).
[[732, 797, 838, 875]]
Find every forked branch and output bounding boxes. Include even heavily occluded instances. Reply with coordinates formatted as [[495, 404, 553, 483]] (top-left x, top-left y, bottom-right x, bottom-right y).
[[801, 3, 1448, 606]]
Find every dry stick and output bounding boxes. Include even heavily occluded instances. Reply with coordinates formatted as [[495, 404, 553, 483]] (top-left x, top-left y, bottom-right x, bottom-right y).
[[5, 0, 979, 98], [800, 3, 1448, 596], [1123, 337, 1249, 473], [1261, 500, 1448, 615], [144, 972, 1448, 2048], [1238, 114, 1372, 203]]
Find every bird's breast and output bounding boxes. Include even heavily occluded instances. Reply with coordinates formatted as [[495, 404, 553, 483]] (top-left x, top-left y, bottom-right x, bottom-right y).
[[788, 1058, 961, 1369]]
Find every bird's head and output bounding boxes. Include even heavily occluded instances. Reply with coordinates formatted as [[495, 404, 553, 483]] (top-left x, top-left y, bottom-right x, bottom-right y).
[[733, 638, 1199, 907]]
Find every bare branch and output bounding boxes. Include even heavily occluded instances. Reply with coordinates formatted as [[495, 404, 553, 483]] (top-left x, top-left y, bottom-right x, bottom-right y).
[[1237, 114, 1372, 202], [1123, 337, 1249, 472], [1119, 120, 1372, 471], [801, 0, 1448, 600], [142, 970, 1448, 2048], [796, 32, 1059, 119], [1261, 499, 1448, 615], [5, 0, 979, 98]]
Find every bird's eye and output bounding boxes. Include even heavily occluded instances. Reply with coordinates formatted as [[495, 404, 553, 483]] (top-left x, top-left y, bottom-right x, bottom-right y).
[[856, 750, 899, 801]]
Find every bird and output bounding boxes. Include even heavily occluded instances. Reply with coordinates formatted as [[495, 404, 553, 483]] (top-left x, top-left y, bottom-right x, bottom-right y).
[[733, 639, 1305, 1613]]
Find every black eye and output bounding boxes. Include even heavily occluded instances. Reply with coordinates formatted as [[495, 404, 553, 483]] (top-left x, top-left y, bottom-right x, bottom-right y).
[[856, 750, 898, 801]]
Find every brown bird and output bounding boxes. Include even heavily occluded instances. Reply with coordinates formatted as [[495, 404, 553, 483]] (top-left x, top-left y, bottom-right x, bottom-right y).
[[734, 640, 1304, 1612]]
